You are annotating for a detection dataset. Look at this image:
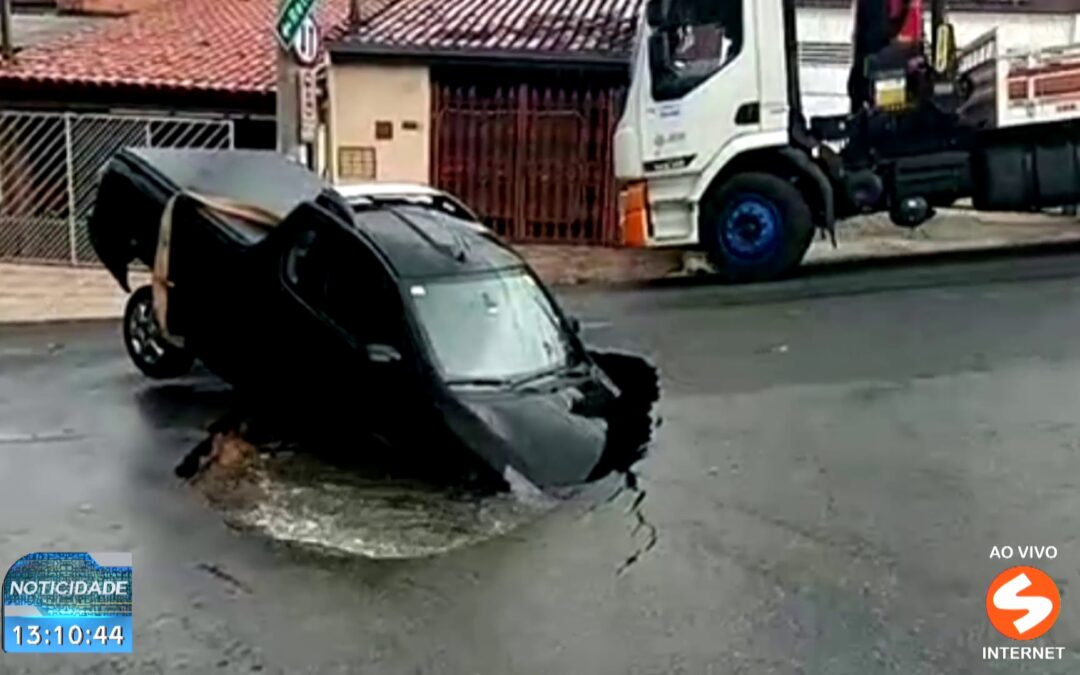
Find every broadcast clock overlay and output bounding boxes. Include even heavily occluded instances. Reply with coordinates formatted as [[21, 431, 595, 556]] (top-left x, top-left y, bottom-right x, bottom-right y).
[[3, 552, 132, 653]]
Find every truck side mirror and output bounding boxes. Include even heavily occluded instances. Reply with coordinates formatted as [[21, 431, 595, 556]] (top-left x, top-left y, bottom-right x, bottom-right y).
[[645, 0, 665, 28]]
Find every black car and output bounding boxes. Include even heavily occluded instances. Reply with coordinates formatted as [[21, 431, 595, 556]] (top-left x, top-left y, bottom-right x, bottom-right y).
[[88, 149, 657, 490]]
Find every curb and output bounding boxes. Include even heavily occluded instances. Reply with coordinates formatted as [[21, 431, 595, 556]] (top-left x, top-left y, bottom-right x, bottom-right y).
[[559, 238, 1080, 306]]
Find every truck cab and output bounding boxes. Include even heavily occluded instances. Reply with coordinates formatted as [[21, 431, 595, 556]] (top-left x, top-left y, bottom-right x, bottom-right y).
[[615, 0, 833, 281], [615, 0, 1080, 281]]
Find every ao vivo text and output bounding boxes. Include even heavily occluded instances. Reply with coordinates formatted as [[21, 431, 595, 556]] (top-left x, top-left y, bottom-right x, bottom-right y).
[[990, 546, 1058, 560]]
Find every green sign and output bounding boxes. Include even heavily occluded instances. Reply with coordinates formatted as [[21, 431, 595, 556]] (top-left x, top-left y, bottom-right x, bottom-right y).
[[275, 0, 317, 47]]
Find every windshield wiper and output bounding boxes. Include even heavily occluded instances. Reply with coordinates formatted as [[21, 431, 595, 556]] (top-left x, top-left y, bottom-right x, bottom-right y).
[[445, 376, 513, 388], [508, 362, 591, 389], [446, 363, 590, 391]]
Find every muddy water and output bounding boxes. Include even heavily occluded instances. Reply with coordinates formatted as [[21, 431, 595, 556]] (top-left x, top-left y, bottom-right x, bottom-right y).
[[240, 455, 557, 558], [185, 434, 561, 559]]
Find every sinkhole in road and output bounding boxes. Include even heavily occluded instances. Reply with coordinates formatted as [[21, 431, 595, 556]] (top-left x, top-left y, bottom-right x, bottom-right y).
[[176, 426, 655, 561], [173, 353, 661, 561], [179, 430, 559, 559]]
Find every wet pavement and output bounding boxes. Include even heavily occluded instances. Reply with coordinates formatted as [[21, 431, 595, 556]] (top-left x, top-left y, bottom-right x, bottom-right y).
[[5, 252, 1080, 672]]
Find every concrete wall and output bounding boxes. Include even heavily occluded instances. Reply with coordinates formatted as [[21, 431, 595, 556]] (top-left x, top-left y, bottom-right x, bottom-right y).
[[328, 63, 431, 185]]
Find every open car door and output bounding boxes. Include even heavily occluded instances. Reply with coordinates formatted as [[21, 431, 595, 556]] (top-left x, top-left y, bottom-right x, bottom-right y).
[[87, 149, 325, 290]]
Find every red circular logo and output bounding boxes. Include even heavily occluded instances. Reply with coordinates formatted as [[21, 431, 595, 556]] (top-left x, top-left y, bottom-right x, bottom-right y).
[[986, 566, 1061, 640]]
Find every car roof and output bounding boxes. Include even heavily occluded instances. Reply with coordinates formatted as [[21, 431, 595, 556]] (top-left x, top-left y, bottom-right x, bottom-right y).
[[332, 183, 522, 280], [350, 203, 523, 280]]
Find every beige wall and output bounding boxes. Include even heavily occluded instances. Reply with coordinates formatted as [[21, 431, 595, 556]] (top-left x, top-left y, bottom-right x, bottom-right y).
[[328, 63, 431, 185]]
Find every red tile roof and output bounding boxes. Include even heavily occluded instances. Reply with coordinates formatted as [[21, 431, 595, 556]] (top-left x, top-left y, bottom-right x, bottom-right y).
[[0, 0, 350, 95], [335, 0, 641, 62]]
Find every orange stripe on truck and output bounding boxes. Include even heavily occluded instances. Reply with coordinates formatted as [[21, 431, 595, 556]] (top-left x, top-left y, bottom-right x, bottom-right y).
[[620, 182, 650, 248]]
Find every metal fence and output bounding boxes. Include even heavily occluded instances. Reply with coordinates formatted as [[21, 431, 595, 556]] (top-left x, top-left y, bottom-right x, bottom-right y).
[[432, 83, 624, 246], [0, 111, 233, 265]]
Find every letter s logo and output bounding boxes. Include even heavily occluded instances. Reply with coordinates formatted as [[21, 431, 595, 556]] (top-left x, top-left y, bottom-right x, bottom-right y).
[[986, 566, 1061, 640]]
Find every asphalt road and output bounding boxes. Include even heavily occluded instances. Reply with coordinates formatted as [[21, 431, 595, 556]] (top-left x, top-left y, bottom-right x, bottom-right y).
[[5, 252, 1080, 673]]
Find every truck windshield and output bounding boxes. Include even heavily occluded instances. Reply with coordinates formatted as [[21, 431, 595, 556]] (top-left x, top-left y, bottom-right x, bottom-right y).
[[409, 270, 573, 384]]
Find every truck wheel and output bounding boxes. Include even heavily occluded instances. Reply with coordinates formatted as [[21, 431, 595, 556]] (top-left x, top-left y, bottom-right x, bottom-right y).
[[123, 285, 194, 379], [702, 172, 815, 282]]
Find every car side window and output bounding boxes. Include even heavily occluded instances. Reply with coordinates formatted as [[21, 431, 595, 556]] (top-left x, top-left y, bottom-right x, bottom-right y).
[[285, 226, 403, 349]]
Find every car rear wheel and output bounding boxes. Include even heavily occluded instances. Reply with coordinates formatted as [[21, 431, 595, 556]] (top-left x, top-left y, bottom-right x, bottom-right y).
[[123, 285, 194, 379]]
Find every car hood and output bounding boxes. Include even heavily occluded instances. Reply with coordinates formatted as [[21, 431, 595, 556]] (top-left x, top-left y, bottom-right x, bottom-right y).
[[438, 350, 660, 489]]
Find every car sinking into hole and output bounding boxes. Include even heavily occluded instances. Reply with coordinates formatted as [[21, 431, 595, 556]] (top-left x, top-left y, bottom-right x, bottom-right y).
[[88, 148, 659, 491]]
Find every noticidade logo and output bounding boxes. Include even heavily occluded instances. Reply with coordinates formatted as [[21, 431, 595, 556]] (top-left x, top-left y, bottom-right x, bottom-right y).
[[3, 552, 132, 654], [986, 565, 1060, 640]]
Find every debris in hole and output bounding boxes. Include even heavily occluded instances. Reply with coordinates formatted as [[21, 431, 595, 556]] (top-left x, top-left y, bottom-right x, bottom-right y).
[[180, 431, 268, 514], [90, 148, 661, 491]]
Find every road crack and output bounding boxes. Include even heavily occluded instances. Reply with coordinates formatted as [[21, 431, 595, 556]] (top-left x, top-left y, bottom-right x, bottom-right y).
[[617, 478, 658, 574], [195, 562, 253, 595]]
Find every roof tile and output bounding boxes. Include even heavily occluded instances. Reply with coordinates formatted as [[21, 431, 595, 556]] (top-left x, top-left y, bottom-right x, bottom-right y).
[[0, 0, 350, 94], [336, 0, 642, 61]]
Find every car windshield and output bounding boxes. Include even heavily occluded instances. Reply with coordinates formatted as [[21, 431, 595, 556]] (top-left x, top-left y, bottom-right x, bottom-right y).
[[409, 270, 573, 383]]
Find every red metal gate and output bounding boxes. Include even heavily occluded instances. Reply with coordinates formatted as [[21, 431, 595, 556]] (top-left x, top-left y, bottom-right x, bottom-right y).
[[432, 83, 623, 245]]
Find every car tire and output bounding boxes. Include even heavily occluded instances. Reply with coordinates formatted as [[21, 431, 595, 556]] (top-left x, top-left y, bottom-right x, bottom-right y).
[[702, 172, 815, 282], [123, 285, 194, 379]]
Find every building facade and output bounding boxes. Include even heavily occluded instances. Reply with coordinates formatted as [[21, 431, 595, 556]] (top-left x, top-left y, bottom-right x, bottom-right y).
[[328, 0, 636, 245]]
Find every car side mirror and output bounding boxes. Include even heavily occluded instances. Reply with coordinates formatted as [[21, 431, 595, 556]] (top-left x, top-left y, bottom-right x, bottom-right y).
[[645, 0, 665, 28], [567, 316, 582, 335], [366, 343, 402, 364]]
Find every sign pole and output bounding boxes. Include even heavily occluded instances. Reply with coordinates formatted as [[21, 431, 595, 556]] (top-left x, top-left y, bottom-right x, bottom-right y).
[[1, 0, 14, 61], [276, 0, 318, 162], [293, 17, 321, 169], [276, 43, 302, 161]]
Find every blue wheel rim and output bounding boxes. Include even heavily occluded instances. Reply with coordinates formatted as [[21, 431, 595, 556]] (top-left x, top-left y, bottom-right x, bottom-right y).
[[719, 195, 782, 262]]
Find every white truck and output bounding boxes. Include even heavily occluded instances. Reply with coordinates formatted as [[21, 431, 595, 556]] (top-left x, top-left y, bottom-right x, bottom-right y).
[[614, 0, 1080, 280]]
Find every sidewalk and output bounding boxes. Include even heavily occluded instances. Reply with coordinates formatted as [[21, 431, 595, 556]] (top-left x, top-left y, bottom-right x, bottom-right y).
[[0, 263, 149, 324], [3, 209, 1080, 323], [0, 245, 677, 323], [662, 209, 1080, 279], [806, 209, 1080, 265]]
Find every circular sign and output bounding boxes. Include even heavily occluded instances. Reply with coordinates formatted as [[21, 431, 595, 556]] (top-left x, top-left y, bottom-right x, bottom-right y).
[[986, 566, 1061, 641], [292, 16, 321, 67]]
